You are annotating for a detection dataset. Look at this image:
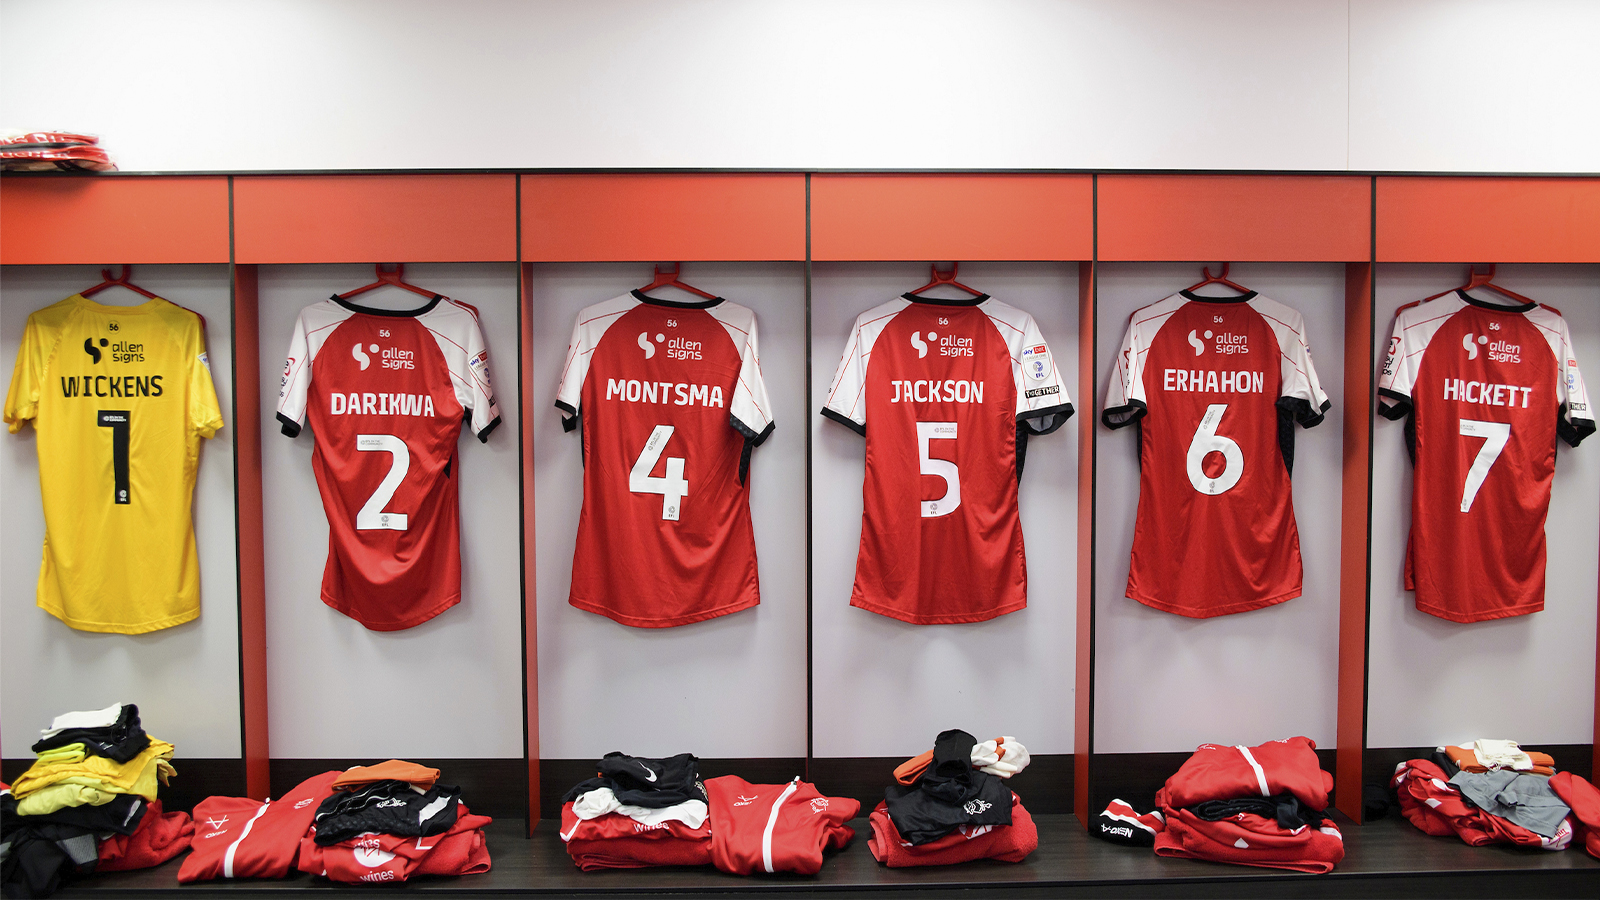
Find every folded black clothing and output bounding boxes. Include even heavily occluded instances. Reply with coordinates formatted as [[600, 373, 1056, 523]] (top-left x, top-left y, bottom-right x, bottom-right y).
[[884, 729, 1013, 845], [0, 821, 100, 899], [312, 780, 461, 846], [30, 704, 151, 764], [1, 793, 146, 838], [560, 751, 707, 809], [1189, 792, 1329, 831]]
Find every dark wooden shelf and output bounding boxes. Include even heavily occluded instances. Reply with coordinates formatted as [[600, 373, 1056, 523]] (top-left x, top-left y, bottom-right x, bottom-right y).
[[49, 813, 1600, 898]]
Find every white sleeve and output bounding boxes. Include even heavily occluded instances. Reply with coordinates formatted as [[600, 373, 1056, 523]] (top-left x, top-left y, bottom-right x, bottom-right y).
[[1012, 315, 1073, 435], [1102, 314, 1149, 429], [1274, 311, 1331, 428], [275, 312, 312, 437], [459, 315, 502, 442], [554, 312, 591, 433], [729, 313, 774, 444], [821, 317, 868, 436], [1377, 308, 1420, 420], [1554, 318, 1594, 447]]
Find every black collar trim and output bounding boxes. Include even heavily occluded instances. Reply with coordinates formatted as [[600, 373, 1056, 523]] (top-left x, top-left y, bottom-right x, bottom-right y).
[[631, 289, 725, 309], [901, 292, 989, 307], [1179, 289, 1257, 304], [1458, 289, 1536, 314], [331, 294, 444, 317]]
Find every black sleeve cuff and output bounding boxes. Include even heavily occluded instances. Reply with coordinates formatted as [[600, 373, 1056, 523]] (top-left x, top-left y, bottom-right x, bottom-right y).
[[732, 415, 776, 447], [1559, 412, 1595, 448], [476, 415, 503, 443], [1101, 399, 1146, 430], [821, 406, 865, 437], [1376, 388, 1412, 421], [1018, 402, 1074, 436], [277, 412, 302, 438], [555, 400, 579, 433]]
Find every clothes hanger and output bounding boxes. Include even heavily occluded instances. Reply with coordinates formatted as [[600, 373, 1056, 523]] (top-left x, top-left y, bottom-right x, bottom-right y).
[[336, 263, 441, 301], [637, 263, 718, 300], [1421, 263, 1533, 305], [80, 265, 160, 300], [907, 262, 985, 297], [1183, 262, 1251, 295]]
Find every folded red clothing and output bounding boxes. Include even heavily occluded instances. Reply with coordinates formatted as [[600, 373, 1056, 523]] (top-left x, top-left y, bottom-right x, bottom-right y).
[[1162, 737, 1332, 811], [178, 770, 340, 882], [867, 795, 1037, 866], [1392, 759, 1570, 850], [704, 776, 857, 875], [1154, 806, 1344, 874], [1550, 772, 1600, 860], [558, 801, 710, 844], [96, 800, 194, 872], [297, 806, 492, 883], [564, 835, 713, 871]]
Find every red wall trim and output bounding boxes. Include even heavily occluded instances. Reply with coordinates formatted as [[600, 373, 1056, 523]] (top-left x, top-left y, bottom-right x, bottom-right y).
[[0, 177, 230, 265], [1074, 261, 1096, 827], [233, 174, 517, 263], [1097, 174, 1371, 262], [521, 174, 805, 261], [1376, 177, 1600, 262], [231, 264, 271, 800], [1335, 261, 1374, 821], [810, 174, 1093, 261]]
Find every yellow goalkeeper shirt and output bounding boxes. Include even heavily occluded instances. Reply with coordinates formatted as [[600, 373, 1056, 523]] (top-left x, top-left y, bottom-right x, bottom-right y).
[[5, 294, 224, 633]]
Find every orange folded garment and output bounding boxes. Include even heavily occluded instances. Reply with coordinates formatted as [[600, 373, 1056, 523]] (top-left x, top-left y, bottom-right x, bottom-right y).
[[1442, 745, 1555, 777], [332, 760, 440, 791], [894, 750, 935, 786]]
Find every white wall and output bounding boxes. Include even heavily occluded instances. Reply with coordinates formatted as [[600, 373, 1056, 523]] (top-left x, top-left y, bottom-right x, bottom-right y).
[[1, 1, 1595, 173], [257, 264, 524, 759], [1092, 264, 1346, 754], [1366, 264, 1600, 748], [811, 262, 1079, 758], [530, 263, 809, 760], [1, 265, 240, 757]]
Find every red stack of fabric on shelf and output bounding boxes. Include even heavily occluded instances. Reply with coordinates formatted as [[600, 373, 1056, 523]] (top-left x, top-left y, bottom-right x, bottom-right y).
[[559, 751, 857, 875], [866, 730, 1038, 867], [0, 132, 115, 171], [1392, 740, 1574, 852], [180, 760, 492, 885], [1141, 736, 1345, 874]]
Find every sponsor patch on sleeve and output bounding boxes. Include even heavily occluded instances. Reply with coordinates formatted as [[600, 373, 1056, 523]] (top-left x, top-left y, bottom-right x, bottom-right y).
[[1021, 344, 1051, 381], [1025, 385, 1059, 399]]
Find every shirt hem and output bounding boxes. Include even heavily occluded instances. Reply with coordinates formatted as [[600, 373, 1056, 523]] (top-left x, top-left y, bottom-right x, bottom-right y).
[[849, 596, 1027, 625], [1127, 586, 1301, 619], [569, 595, 759, 628], [40, 603, 199, 634], [322, 591, 460, 631], [1415, 599, 1543, 624]]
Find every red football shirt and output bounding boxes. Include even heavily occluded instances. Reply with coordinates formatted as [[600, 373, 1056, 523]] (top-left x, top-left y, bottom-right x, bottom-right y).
[[276, 295, 501, 630], [556, 291, 773, 627], [823, 294, 1073, 624], [1378, 291, 1592, 622], [1103, 291, 1329, 618]]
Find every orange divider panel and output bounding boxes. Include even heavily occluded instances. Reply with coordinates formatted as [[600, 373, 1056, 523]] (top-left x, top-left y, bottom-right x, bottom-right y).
[[233, 175, 517, 264], [810, 174, 1092, 261], [1335, 262, 1373, 822], [232, 264, 271, 800], [521, 174, 805, 261], [519, 263, 541, 828], [1074, 261, 1096, 828], [1376, 177, 1600, 263], [0, 176, 229, 265], [1097, 175, 1370, 262]]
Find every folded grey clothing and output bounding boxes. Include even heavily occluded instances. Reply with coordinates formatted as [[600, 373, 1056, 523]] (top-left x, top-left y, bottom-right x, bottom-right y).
[[1449, 769, 1571, 838], [1, 793, 146, 837], [31, 703, 151, 764], [885, 730, 1013, 845], [561, 752, 707, 809], [311, 780, 460, 846], [1189, 793, 1328, 831]]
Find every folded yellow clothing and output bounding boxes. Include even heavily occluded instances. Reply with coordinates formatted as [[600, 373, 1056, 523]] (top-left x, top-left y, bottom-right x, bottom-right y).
[[13, 782, 120, 816], [10, 738, 175, 800], [34, 743, 87, 765]]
